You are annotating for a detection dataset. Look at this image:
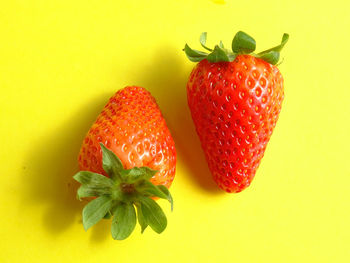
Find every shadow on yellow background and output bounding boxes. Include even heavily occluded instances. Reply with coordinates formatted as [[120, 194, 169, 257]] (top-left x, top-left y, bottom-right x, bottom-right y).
[[21, 94, 110, 238]]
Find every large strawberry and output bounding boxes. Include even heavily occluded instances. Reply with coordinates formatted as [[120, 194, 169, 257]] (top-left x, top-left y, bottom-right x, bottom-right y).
[[184, 31, 288, 193], [73, 86, 176, 240]]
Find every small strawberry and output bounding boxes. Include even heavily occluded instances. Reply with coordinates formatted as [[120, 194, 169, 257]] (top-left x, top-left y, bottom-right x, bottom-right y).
[[184, 32, 288, 193], [73, 86, 176, 240]]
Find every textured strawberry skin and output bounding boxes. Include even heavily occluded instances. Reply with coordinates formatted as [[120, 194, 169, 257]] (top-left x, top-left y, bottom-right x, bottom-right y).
[[78, 86, 176, 188], [187, 55, 284, 193]]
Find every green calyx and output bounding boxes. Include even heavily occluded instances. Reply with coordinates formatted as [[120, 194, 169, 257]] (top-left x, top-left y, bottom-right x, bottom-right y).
[[184, 31, 289, 65], [73, 143, 173, 240]]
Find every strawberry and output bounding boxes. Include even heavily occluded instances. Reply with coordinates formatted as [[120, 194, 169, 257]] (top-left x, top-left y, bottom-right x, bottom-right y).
[[73, 86, 176, 240], [184, 32, 288, 193]]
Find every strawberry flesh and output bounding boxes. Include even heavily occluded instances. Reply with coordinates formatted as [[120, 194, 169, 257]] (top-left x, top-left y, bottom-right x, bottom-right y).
[[187, 55, 284, 192], [78, 86, 176, 189]]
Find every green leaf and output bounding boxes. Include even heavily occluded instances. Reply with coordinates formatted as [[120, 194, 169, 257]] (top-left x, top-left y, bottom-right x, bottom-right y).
[[139, 196, 167, 234], [136, 180, 168, 198], [77, 185, 111, 199], [200, 32, 212, 51], [258, 33, 289, 55], [258, 51, 280, 65], [157, 185, 174, 211], [207, 45, 230, 62], [73, 171, 114, 186], [218, 40, 225, 48], [100, 143, 124, 181], [232, 31, 256, 54], [183, 44, 208, 62], [82, 196, 113, 231], [136, 204, 148, 233], [111, 203, 137, 240], [73, 171, 114, 199], [278, 33, 289, 51], [121, 167, 158, 183]]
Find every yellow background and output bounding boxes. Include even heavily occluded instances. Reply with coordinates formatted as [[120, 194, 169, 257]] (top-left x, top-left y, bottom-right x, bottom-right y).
[[1, 0, 349, 262]]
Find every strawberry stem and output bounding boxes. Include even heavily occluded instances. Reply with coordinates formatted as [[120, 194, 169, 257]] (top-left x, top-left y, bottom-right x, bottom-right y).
[[73, 143, 173, 240], [184, 31, 289, 65], [121, 183, 135, 193]]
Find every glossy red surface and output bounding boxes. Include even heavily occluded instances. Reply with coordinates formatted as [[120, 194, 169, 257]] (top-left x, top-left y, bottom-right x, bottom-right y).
[[187, 55, 284, 192], [79, 86, 176, 188]]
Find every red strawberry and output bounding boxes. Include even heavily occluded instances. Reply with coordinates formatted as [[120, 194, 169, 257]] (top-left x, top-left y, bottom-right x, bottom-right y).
[[184, 31, 288, 193], [73, 86, 176, 240]]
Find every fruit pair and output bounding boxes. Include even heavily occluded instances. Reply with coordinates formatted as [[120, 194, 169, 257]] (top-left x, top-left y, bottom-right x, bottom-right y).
[[73, 31, 288, 240]]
